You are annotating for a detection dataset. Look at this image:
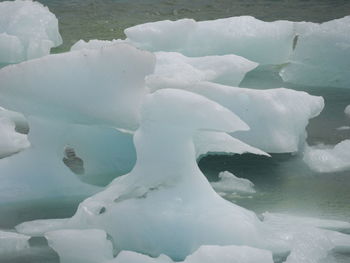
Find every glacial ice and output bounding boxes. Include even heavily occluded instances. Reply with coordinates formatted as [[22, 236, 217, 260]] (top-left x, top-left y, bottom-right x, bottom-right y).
[[153, 82, 323, 153], [0, 0, 62, 66], [45, 229, 114, 263], [303, 140, 350, 173], [125, 16, 350, 88], [194, 131, 268, 159], [0, 230, 30, 255], [16, 89, 285, 259], [281, 16, 350, 88], [210, 171, 256, 195], [0, 43, 155, 130], [125, 17, 295, 64], [0, 116, 29, 158]]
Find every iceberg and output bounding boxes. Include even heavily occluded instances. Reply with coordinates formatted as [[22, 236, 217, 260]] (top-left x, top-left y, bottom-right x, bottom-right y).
[[0, 0, 62, 66], [125, 17, 295, 64], [0, 43, 155, 130], [0, 230, 30, 255], [151, 82, 323, 153], [210, 171, 256, 195], [303, 140, 350, 173], [281, 16, 350, 88], [16, 89, 285, 259]]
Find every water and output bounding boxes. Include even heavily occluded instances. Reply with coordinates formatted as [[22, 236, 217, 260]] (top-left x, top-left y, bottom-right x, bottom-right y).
[[1, 0, 350, 262]]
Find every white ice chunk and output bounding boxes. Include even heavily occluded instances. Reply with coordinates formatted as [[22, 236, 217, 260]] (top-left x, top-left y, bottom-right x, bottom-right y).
[[194, 131, 269, 159], [151, 82, 323, 153], [303, 140, 350, 172], [281, 16, 350, 88], [345, 105, 350, 117], [211, 171, 256, 195], [0, 0, 62, 65], [46, 229, 114, 263], [0, 230, 30, 255], [147, 51, 258, 88], [0, 117, 29, 158], [336, 126, 350, 131], [126, 17, 295, 64], [0, 43, 155, 130]]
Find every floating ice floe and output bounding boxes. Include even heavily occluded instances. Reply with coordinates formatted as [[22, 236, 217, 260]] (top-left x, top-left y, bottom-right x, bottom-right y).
[[210, 171, 256, 195], [0, 230, 30, 255], [303, 140, 350, 173], [281, 16, 350, 88], [125, 16, 350, 88], [125, 17, 295, 64], [0, 0, 62, 66]]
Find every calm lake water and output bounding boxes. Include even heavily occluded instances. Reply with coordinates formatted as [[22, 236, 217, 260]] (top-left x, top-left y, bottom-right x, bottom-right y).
[[0, 0, 350, 262]]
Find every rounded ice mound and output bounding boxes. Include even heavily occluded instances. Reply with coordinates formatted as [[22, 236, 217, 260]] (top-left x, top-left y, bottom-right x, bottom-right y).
[[0, 0, 62, 66], [0, 43, 155, 130]]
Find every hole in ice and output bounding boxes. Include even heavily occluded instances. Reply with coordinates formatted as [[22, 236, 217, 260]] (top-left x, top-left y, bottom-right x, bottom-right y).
[[62, 146, 85, 175], [99, 207, 106, 214]]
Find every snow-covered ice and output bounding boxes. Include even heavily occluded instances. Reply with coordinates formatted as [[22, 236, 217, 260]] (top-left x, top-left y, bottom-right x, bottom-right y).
[[0, 0, 62, 66], [210, 171, 256, 195], [303, 140, 350, 173]]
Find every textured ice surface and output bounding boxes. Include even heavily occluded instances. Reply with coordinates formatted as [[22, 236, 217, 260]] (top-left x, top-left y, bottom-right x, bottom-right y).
[[0, 43, 155, 130], [194, 131, 268, 159], [0, 116, 29, 158], [0, 230, 30, 254], [125, 17, 295, 64], [46, 229, 114, 263], [16, 89, 285, 259], [281, 16, 350, 88], [303, 140, 350, 172], [0, 0, 62, 65], [210, 171, 256, 195]]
